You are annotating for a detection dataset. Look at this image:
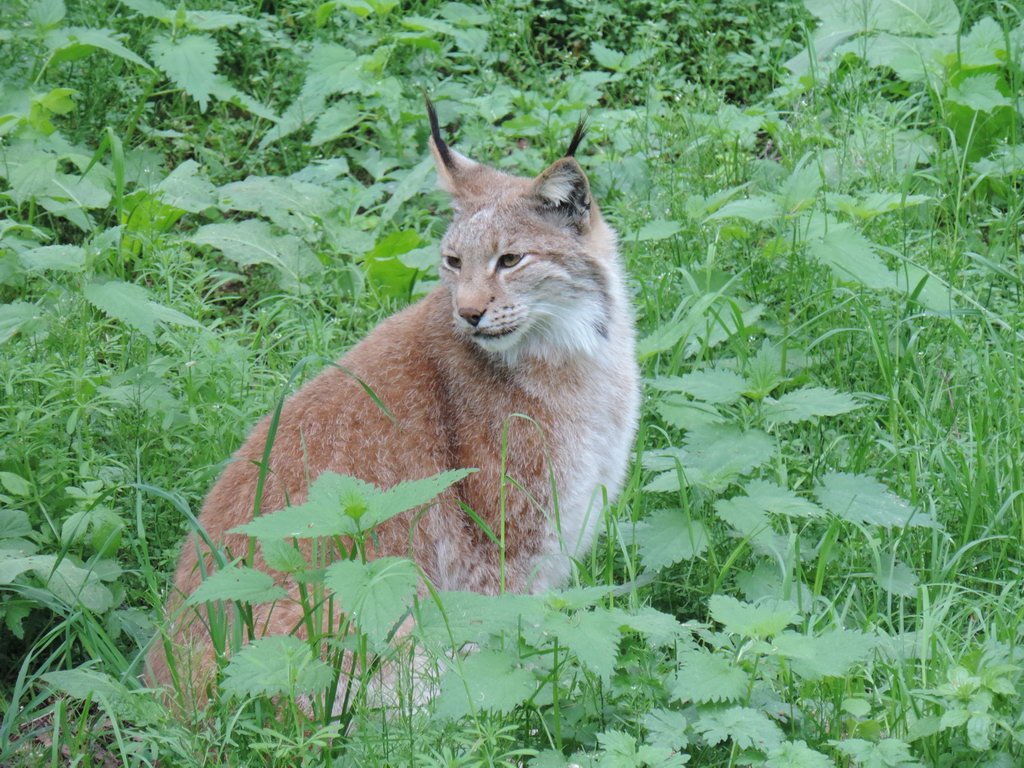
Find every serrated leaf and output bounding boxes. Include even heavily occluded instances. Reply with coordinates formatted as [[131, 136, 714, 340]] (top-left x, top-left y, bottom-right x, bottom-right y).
[[434, 649, 537, 719], [0, 553, 112, 612], [543, 609, 621, 683], [807, 224, 899, 292], [644, 424, 774, 494], [763, 386, 861, 424], [709, 595, 798, 639], [720, 480, 826, 520], [0, 509, 33, 539], [946, 74, 1011, 113], [633, 509, 709, 571], [875, 555, 918, 597], [156, 160, 217, 213], [186, 563, 288, 605], [706, 195, 782, 223], [0, 302, 45, 344], [19, 244, 85, 272], [764, 740, 833, 768], [672, 650, 747, 704], [873, 0, 960, 36], [589, 41, 625, 69], [643, 708, 690, 752], [44, 668, 162, 724], [324, 557, 419, 648], [46, 26, 150, 69], [233, 473, 376, 540], [189, 219, 322, 289], [650, 369, 749, 404], [832, 737, 923, 767], [694, 705, 784, 752], [416, 591, 547, 649], [310, 100, 362, 146], [83, 279, 200, 339], [814, 472, 938, 528], [773, 629, 877, 679], [150, 34, 219, 112], [631, 219, 682, 241], [221, 635, 333, 698]]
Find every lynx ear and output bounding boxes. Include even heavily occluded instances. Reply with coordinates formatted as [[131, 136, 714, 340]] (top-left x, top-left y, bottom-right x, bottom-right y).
[[531, 157, 591, 232], [426, 97, 477, 198]]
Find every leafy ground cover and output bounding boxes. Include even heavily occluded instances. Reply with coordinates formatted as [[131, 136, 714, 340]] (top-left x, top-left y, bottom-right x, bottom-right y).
[[1, 0, 1023, 765]]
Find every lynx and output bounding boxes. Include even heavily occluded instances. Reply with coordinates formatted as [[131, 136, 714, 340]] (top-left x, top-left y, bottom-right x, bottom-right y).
[[147, 103, 640, 706]]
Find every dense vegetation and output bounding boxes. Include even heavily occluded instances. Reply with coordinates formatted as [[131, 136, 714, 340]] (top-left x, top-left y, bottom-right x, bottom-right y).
[[1, 0, 1022, 764]]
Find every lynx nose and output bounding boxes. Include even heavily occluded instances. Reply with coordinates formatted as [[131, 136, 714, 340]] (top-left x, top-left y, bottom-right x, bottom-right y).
[[459, 307, 484, 327]]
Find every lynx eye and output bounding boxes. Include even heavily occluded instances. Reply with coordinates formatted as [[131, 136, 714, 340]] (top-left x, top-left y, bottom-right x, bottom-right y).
[[443, 254, 462, 270], [497, 253, 524, 269]]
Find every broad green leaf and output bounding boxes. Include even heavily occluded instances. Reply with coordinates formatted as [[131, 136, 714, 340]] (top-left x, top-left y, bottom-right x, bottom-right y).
[[832, 738, 924, 768], [150, 34, 220, 112], [217, 177, 329, 228], [417, 590, 547, 648], [260, 539, 307, 573], [778, 160, 821, 214], [694, 705, 784, 752], [0, 472, 32, 497], [324, 557, 419, 648], [773, 629, 878, 679], [946, 74, 1011, 113], [806, 224, 898, 292], [310, 100, 362, 146], [377, 157, 435, 230], [647, 424, 774, 494], [650, 369, 749, 404], [763, 386, 861, 424], [959, 17, 1005, 68], [709, 595, 798, 639], [46, 27, 150, 69], [156, 160, 217, 213], [860, 33, 947, 85], [434, 649, 536, 718], [189, 219, 322, 288], [875, 555, 918, 597], [672, 650, 747, 704], [873, 0, 960, 36], [233, 472, 377, 539], [0, 302, 44, 344], [120, 0, 172, 21], [184, 9, 252, 30], [0, 509, 33, 539], [221, 635, 333, 698], [542, 608, 622, 683], [208, 76, 277, 121], [706, 195, 782, 223], [633, 509, 709, 571], [595, 729, 676, 768], [590, 41, 626, 70], [814, 472, 938, 528], [0, 552, 113, 612], [643, 708, 690, 752], [609, 605, 690, 647], [656, 396, 726, 430], [631, 219, 682, 241], [28, 0, 66, 27], [764, 740, 833, 768], [84, 279, 200, 339], [186, 563, 288, 605], [44, 668, 162, 724], [367, 469, 472, 529], [719, 480, 825, 520], [19, 244, 85, 272]]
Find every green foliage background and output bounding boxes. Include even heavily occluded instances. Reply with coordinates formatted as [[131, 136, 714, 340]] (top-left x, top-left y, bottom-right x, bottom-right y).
[[1, 0, 1023, 765]]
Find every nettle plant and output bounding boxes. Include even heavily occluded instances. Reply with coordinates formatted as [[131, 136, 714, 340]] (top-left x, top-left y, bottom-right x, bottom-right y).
[[788, 0, 1023, 161]]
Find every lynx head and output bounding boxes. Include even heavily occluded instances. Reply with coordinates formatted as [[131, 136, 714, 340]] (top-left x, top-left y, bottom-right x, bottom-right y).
[[427, 101, 620, 365]]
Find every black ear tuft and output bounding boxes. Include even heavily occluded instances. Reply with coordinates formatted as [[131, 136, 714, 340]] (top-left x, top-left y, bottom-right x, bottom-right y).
[[425, 94, 456, 171], [565, 115, 588, 158]]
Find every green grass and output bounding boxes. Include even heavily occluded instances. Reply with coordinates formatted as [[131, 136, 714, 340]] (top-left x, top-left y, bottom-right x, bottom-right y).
[[1, 0, 1023, 765]]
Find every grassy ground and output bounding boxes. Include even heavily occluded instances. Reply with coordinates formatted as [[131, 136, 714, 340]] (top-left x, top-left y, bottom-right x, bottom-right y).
[[1, 0, 1023, 765]]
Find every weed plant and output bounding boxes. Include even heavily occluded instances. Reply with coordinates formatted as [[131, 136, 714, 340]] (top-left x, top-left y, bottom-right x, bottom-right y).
[[1, 0, 1023, 765]]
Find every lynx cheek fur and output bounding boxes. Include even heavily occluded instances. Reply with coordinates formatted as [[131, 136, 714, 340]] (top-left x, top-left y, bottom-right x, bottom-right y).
[[147, 105, 640, 703]]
